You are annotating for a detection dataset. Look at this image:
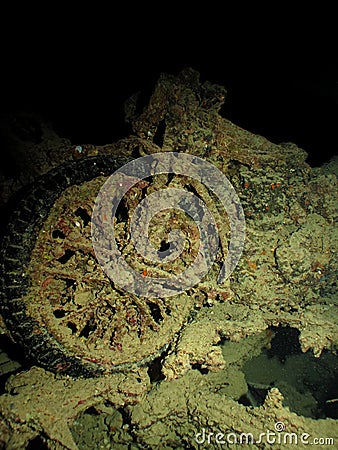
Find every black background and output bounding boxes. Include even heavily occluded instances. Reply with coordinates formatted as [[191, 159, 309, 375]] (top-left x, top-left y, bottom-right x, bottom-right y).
[[1, 10, 337, 168]]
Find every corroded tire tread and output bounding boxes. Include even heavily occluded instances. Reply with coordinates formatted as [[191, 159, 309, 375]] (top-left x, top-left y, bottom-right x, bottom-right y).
[[0, 155, 142, 378]]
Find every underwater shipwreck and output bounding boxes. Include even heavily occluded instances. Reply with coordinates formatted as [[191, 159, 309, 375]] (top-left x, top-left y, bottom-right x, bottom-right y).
[[0, 68, 337, 449]]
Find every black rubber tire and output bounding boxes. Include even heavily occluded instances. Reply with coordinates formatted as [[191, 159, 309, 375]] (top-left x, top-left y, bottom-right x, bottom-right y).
[[0, 155, 133, 378]]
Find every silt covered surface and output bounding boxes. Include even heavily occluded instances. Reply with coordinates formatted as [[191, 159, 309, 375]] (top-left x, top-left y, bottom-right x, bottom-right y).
[[0, 68, 337, 449]]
